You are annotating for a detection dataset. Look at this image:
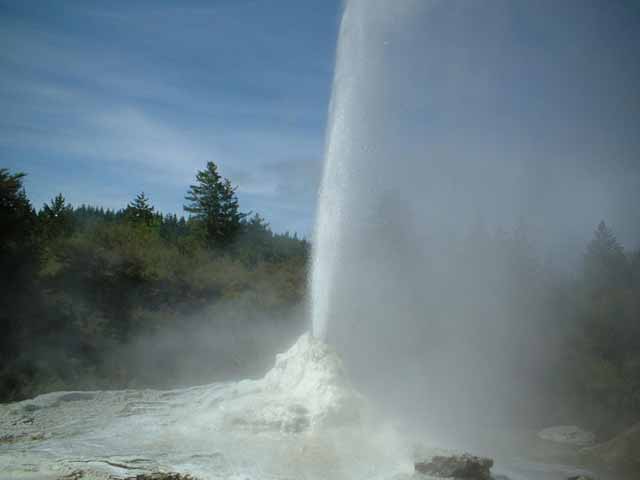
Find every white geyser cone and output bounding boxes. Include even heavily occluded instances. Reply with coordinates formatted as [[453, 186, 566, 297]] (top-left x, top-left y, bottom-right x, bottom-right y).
[[264, 332, 366, 427], [213, 332, 367, 433]]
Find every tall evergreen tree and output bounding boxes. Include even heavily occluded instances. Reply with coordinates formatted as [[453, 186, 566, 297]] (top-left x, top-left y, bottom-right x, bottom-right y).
[[125, 192, 155, 225], [584, 221, 630, 292], [40, 193, 73, 239], [184, 161, 246, 248], [0, 169, 39, 363], [631, 248, 640, 290], [0, 169, 35, 248]]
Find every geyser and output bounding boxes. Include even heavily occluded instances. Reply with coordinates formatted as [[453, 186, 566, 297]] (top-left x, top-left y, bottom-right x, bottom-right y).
[[310, 0, 640, 439], [310, 0, 423, 340]]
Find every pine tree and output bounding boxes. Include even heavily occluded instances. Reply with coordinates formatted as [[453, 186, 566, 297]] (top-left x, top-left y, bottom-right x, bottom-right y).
[[631, 248, 640, 290], [184, 161, 247, 248], [0, 169, 35, 245], [125, 192, 155, 225], [0, 169, 39, 362], [40, 193, 73, 238], [244, 213, 271, 238], [584, 221, 629, 291]]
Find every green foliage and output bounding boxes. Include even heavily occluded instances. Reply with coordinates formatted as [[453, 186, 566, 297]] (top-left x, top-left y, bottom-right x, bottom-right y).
[[233, 213, 309, 267], [158, 213, 189, 244], [0, 168, 37, 255], [39, 194, 74, 239], [124, 192, 155, 226], [0, 169, 40, 364], [0, 166, 308, 401], [184, 161, 247, 248]]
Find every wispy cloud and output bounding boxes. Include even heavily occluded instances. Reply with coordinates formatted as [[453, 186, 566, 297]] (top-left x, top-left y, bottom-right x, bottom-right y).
[[0, 0, 338, 233]]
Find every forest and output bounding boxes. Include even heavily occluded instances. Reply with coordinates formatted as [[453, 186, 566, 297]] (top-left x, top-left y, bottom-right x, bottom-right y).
[[0, 164, 309, 402], [1, 163, 639, 439]]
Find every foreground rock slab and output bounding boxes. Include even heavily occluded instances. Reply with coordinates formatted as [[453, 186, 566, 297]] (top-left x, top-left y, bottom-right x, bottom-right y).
[[581, 421, 640, 473], [537, 425, 595, 446], [415, 453, 493, 479]]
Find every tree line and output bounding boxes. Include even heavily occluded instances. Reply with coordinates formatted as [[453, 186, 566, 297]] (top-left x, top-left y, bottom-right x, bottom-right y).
[[0, 163, 308, 401]]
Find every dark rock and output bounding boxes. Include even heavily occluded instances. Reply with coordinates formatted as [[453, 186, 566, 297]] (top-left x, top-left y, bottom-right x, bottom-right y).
[[415, 453, 494, 479], [57, 471, 85, 480], [124, 474, 197, 480], [0, 431, 45, 444], [56, 392, 96, 403]]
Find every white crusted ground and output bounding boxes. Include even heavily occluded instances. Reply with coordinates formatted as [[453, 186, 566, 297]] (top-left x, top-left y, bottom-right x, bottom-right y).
[[0, 334, 412, 480], [537, 426, 595, 446]]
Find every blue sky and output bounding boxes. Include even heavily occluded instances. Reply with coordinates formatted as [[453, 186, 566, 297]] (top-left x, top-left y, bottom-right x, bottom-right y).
[[1, 0, 341, 235], [1, 0, 639, 241]]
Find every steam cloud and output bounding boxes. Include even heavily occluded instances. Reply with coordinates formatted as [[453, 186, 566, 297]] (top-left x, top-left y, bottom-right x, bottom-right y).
[[311, 0, 640, 446]]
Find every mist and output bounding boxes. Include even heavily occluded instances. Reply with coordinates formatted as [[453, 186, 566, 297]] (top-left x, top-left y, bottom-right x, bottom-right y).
[[117, 298, 307, 389], [312, 0, 640, 448]]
